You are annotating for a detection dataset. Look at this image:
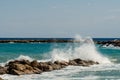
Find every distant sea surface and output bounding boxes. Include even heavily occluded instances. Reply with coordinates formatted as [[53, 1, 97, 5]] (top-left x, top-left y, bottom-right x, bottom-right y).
[[0, 38, 120, 41], [0, 37, 120, 80]]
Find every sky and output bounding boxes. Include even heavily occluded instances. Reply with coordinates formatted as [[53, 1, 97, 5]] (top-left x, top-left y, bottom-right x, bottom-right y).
[[0, 0, 120, 38]]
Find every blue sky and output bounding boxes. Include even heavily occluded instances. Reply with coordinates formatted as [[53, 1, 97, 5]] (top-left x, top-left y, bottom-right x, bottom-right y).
[[0, 0, 120, 38]]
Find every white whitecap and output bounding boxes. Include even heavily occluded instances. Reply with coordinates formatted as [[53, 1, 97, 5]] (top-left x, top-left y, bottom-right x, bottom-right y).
[[50, 35, 111, 64]]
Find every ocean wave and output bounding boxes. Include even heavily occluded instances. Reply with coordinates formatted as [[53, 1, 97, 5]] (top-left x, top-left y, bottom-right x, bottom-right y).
[[0, 35, 111, 66], [1, 63, 120, 80], [102, 44, 120, 49], [0, 35, 114, 80], [0, 55, 34, 66], [50, 35, 111, 64]]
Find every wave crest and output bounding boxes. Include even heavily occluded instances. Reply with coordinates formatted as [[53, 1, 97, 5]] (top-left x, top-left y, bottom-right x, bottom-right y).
[[51, 35, 111, 64]]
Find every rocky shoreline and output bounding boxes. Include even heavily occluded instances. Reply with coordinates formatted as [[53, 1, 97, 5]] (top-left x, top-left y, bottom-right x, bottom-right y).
[[97, 40, 120, 47], [0, 39, 120, 47], [0, 39, 75, 43], [0, 59, 99, 76]]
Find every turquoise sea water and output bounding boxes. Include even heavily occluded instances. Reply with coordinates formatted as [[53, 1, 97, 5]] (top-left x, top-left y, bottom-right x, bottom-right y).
[[0, 38, 120, 80]]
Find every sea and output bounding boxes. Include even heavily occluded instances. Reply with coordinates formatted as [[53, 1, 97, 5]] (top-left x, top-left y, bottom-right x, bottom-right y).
[[0, 36, 120, 80]]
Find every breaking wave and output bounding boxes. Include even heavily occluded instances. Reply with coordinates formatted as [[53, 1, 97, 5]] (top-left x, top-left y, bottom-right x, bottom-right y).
[[51, 35, 111, 64]]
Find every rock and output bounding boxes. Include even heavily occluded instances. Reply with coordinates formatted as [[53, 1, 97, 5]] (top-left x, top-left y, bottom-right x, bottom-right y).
[[54, 61, 69, 66], [84, 60, 99, 65], [24, 69, 34, 74], [25, 65, 42, 74], [6, 60, 30, 67], [0, 58, 99, 75], [0, 77, 3, 80], [97, 40, 120, 47], [8, 63, 26, 72], [78, 60, 90, 66], [7, 60, 42, 75], [70, 59, 99, 66], [0, 66, 7, 74], [51, 64, 62, 70], [60, 61, 69, 66], [20, 60, 31, 65], [33, 67, 42, 74], [8, 63, 26, 75], [10, 69, 25, 75], [46, 61, 53, 65], [54, 61, 59, 64], [31, 60, 39, 67], [54, 61, 69, 68], [25, 64, 33, 70], [15, 64, 26, 71], [73, 58, 82, 63], [38, 62, 53, 71], [69, 60, 77, 65]]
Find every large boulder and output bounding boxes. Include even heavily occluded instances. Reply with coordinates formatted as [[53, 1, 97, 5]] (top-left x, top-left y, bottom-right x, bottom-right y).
[[71, 58, 99, 66], [7, 60, 42, 75], [84, 60, 99, 65], [13, 64, 26, 71], [33, 67, 42, 74], [73, 58, 82, 63], [38, 62, 53, 71], [51, 64, 62, 70], [54, 61, 69, 66], [69, 60, 77, 65], [31, 60, 39, 67], [10, 69, 25, 75], [6, 60, 31, 67]]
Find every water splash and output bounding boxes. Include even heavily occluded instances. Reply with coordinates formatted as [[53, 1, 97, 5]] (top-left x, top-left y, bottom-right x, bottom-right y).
[[51, 35, 111, 64], [16, 55, 34, 61]]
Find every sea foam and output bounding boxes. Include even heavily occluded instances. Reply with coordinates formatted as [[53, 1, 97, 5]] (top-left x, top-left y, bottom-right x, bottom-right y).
[[51, 35, 111, 64]]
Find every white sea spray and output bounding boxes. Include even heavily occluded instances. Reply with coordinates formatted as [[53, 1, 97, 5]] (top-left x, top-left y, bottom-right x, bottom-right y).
[[51, 35, 111, 64]]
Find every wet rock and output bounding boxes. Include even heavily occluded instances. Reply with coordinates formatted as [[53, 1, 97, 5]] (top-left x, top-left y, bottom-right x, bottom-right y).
[[54, 61, 69, 66], [51, 64, 62, 70], [71, 59, 99, 66], [31, 60, 39, 67], [6, 60, 31, 67], [33, 67, 42, 74], [14, 64, 26, 71], [0, 77, 3, 80], [0, 66, 7, 74], [7, 60, 42, 75], [73, 58, 82, 64], [84, 60, 99, 65], [20, 60, 31, 65], [0, 58, 99, 75], [54, 61, 69, 68], [97, 40, 120, 47], [78, 60, 90, 67], [46, 61, 54, 65], [10, 69, 25, 75], [69, 60, 77, 65], [38, 62, 53, 71]]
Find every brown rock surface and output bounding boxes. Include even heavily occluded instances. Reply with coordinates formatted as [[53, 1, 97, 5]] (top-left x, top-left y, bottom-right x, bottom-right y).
[[0, 66, 7, 74], [0, 58, 99, 75], [0, 77, 3, 80]]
